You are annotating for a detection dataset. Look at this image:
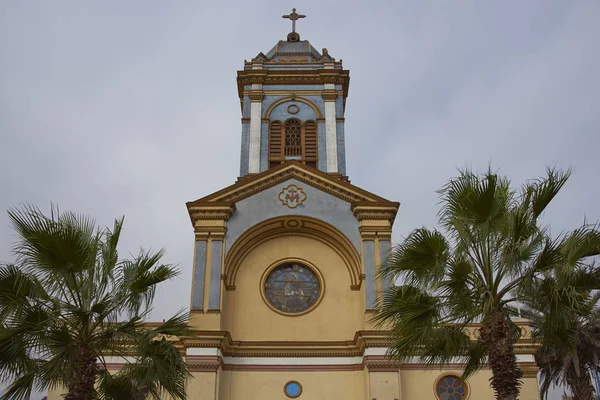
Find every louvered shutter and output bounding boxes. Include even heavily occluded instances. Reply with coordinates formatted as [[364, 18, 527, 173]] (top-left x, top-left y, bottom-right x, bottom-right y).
[[269, 121, 282, 168], [304, 121, 317, 168]]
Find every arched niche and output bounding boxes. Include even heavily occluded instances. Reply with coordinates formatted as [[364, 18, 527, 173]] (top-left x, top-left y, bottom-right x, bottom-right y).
[[224, 215, 362, 290], [264, 96, 323, 120]]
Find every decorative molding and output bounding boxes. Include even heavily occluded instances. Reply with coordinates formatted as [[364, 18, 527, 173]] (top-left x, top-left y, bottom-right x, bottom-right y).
[[188, 203, 236, 228], [237, 70, 350, 102], [188, 162, 394, 208], [321, 89, 338, 101], [248, 90, 264, 102]]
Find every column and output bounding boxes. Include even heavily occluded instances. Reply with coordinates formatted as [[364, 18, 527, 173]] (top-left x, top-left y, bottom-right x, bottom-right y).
[[187, 203, 235, 328], [352, 202, 399, 316], [322, 84, 338, 173], [248, 86, 264, 173]]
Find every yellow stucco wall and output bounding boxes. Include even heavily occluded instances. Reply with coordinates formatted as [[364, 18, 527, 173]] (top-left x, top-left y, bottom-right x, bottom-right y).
[[187, 371, 218, 400], [214, 370, 366, 400], [400, 369, 540, 400], [369, 371, 401, 399], [221, 235, 364, 341]]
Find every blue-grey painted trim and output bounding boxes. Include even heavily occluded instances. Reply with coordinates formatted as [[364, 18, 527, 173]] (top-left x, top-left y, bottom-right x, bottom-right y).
[[239, 122, 250, 176], [336, 121, 346, 176], [269, 101, 317, 122], [208, 241, 223, 310], [364, 240, 377, 310], [317, 121, 327, 171], [379, 240, 392, 294], [260, 121, 269, 172], [242, 96, 251, 119], [262, 95, 325, 119], [191, 241, 208, 310], [335, 95, 344, 117]]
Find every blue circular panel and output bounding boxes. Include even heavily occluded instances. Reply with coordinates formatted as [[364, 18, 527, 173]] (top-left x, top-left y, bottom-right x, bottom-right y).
[[436, 376, 467, 400], [265, 264, 321, 314], [284, 381, 302, 398]]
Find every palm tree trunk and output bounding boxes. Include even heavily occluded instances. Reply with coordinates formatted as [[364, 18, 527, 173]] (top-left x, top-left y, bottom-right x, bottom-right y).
[[479, 309, 523, 400], [567, 370, 596, 400], [65, 346, 98, 400]]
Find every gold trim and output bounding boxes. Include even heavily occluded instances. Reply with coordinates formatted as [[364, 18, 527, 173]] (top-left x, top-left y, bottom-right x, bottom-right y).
[[187, 161, 396, 206], [284, 380, 303, 398], [175, 329, 539, 359], [433, 373, 471, 400], [259, 258, 325, 317], [237, 69, 350, 101], [248, 90, 264, 102], [321, 89, 337, 101]]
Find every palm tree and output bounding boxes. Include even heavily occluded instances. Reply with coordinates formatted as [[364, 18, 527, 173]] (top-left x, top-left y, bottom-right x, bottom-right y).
[[521, 271, 600, 399], [0, 205, 192, 400], [374, 167, 600, 400]]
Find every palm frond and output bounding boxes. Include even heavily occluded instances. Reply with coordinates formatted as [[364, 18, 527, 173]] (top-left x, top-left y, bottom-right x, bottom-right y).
[[527, 167, 572, 218], [382, 229, 449, 286]]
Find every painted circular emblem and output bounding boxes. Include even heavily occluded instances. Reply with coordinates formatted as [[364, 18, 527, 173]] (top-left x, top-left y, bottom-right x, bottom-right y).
[[284, 380, 303, 398], [287, 104, 300, 114], [278, 184, 307, 209], [264, 263, 321, 314]]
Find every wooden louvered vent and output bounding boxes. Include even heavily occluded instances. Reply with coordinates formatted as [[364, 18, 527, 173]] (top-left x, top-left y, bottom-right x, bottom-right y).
[[267, 118, 318, 170], [304, 121, 317, 169], [268, 121, 282, 169]]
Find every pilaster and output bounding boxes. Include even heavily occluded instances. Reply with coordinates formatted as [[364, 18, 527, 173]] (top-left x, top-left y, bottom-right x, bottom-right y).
[[248, 88, 264, 173], [187, 203, 235, 329], [352, 202, 399, 314], [322, 84, 338, 173]]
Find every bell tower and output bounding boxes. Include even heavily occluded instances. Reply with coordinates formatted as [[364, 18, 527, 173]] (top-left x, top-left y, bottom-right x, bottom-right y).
[[237, 8, 350, 177]]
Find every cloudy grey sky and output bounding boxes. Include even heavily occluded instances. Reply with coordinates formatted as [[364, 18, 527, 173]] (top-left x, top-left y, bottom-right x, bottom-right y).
[[1, 1, 599, 395]]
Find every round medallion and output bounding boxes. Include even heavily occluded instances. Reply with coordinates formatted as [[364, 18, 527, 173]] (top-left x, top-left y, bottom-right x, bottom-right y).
[[287, 104, 300, 114], [435, 375, 468, 400], [284, 381, 302, 398], [264, 263, 322, 314]]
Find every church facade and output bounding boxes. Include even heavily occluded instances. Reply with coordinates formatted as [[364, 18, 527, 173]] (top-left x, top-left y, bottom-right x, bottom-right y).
[[180, 12, 541, 400], [48, 10, 541, 400]]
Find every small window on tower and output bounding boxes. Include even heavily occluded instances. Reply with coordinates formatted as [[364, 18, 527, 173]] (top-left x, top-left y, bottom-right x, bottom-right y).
[[284, 119, 302, 157]]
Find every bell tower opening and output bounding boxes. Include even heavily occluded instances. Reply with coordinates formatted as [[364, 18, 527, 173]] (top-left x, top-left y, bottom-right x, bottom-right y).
[[237, 8, 349, 177], [268, 118, 318, 169]]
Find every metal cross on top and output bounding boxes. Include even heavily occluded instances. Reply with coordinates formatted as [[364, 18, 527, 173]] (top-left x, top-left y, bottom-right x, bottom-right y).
[[282, 8, 306, 33]]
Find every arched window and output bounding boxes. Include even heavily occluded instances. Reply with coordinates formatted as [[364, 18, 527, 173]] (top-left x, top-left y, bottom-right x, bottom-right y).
[[268, 118, 318, 169]]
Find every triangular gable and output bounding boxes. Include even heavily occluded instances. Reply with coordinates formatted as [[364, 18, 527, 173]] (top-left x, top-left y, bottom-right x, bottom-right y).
[[186, 161, 394, 206]]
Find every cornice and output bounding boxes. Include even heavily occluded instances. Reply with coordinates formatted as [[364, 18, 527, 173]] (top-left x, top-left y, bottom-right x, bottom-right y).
[[187, 202, 236, 229], [237, 69, 350, 101], [352, 202, 400, 225], [178, 328, 538, 358], [188, 162, 394, 207]]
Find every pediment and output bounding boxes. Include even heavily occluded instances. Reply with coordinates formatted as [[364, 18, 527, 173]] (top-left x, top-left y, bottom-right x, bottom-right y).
[[187, 161, 393, 206]]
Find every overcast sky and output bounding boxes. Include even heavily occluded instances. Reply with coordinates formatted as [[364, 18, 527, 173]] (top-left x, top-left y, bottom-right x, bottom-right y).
[[1, 1, 599, 397]]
